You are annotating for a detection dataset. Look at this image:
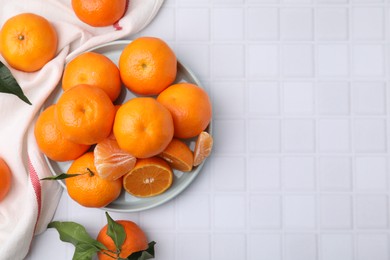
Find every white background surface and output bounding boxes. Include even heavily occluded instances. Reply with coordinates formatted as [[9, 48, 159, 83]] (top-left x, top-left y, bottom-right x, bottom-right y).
[[27, 0, 390, 259]]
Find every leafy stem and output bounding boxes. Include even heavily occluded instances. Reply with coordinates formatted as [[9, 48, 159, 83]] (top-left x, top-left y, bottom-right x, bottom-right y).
[[0, 61, 31, 105]]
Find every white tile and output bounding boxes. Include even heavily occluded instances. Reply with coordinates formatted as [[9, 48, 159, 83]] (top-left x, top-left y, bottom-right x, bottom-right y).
[[283, 119, 315, 152], [151, 233, 175, 260], [212, 44, 244, 78], [137, 7, 175, 40], [212, 7, 244, 41], [356, 157, 387, 191], [213, 233, 246, 260], [321, 234, 353, 260], [282, 45, 313, 77], [352, 45, 384, 77], [357, 234, 389, 260], [283, 157, 316, 190], [353, 119, 387, 153], [356, 195, 388, 229], [140, 201, 175, 230], [214, 0, 243, 3], [212, 81, 245, 117], [317, 0, 347, 2], [248, 234, 282, 260], [283, 0, 312, 3], [320, 195, 352, 228], [353, 0, 383, 2], [177, 194, 210, 229], [317, 82, 350, 115], [214, 195, 246, 229], [213, 119, 245, 154], [315, 8, 348, 40], [318, 119, 350, 152], [352, 82, 386, 115], [186, 160, 211, 192], [248, 119, 280, 153], [177, 8, 209, 41], [283, 82, 314, 115], [28, 229, 72, 260], [176, 44, 210, 79], [247, 44, 279, 78], [249, 195, 281, 228], [248, 82, 280, 115], [248, 157, 281, 191], [284, 234, 317, 260], [246, 8, 278, 40], [176, 233, 210, 260], [284, 195, 316, 229], [317, 44, 349, 77], [280, 8, 313, 40], [352, 7, 384, 40], [68, 203, 104, 234], [177, 0, 210, 4], [212, 156, 246, 191], [319, 157, 352, 191]]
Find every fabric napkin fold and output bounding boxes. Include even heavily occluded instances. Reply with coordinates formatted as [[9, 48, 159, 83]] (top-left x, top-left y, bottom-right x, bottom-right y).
[[0, 0, 163, 259]]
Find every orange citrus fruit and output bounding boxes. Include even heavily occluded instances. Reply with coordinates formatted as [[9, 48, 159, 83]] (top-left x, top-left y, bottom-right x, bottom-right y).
[[123, 157, 173, 198], [66, 152, 122, 208], [34, 105, 90, 162], [113, 97, 174, 158], [157, 83, 212, 139], [119, 37, 177, 95], [97, 220, 148, 260], [94, 134, 136, 181], [159, 138, 193, 172], [0, 13, 58, 72], [193, 131, 213, 166], [55, 84, 115, 145], [71, 0, 127, 27], [62, 52, 122, 101], [0, 158, 12, 202]]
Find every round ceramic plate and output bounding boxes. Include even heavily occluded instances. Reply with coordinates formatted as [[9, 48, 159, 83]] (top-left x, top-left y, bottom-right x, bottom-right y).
[[44, 40, 212, 212]]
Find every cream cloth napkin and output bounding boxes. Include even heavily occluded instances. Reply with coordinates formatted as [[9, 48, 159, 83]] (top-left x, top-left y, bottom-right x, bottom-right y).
[[0, 0, 163, 259]]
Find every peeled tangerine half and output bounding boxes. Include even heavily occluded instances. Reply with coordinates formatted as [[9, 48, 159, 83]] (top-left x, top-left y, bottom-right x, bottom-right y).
[[94, 134, 137, 181], [193, 131, 214, 167]]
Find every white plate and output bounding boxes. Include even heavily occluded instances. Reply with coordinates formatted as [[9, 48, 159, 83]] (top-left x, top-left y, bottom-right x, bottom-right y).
[[44, 40, 212, 212]]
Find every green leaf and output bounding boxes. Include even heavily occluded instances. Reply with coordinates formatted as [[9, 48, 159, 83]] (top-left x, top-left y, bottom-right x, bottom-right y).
[[105, 212, 126, 254], [0, 61, 31, 105], [41, 173, 84, 181], [48, 221, 107, 260], [127, 241, 156, 260]]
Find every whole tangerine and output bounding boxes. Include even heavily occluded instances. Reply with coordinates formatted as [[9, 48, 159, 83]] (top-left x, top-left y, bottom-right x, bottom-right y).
[[0, 158, 12, 202]]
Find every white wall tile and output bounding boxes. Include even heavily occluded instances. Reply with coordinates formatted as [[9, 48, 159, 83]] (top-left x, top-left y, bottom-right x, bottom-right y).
[[283, 120, 315, 152], [283, 157, 316, 190], [352, 45, 385, 77], [177, 8, 209, 41], [246, 8, 279, 40], [249, 195, 281, 228], [211, 44, 244, 78], [176, 233, 210, 260], [284, 195, 316, 229], [353, 119, 387, 153], [356, 157, 387, 191], [177, 194, 210, 229], [248, 119, 281, 153], [320, 234, 354, 260], [213, 233, 246, 260], [317, 44, 349, 77], [316, 8, 348, 40], [352, 7, 384, 40], [248, 234, 282, 260], [284, 234, 317, 260], [317, 82, 350, 115], [320, 195, 352, 228], [281, 8, 313, 40], [247, 44, 279, 78], [352, 82, 386, 115], [214, 195, 246, 229], [356, 195, 388, 229], [282, 44, 313, 77], [318, 119, 351, 152], [140, 201, 176, 230], [357, 234, 389, 260], [283, 82, 314, 115], [248, 82, 280, 115], [213, 119, 246, 154], [248, 156, 281, 191], [212, 7, 244, 41], [137, 7, 175, 40], [212, 81, 245, 117], [319, 157, 352, 191], [212, 156, 246, 191]]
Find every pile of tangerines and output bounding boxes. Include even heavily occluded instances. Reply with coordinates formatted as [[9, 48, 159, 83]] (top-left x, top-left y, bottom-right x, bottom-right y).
[[35, 36, 213, 208]]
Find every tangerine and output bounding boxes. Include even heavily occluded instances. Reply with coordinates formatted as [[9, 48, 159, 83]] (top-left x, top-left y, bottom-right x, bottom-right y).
[[55, 84, 115, 145], [193, 131, 213, 167], [113, 97, 174, 158], [0, 158, 12, 202], [66, 152, 122, 208], [0, 13, 58, 72], [123, 157, 173, 198], [157, 83, 212, 139], [34, 105, 90, 162], [119, 37, 177, 95], [159, 138, 193, 172], [71, 0, 127, 27], [97, 220, 148, 260], [62, 52, 121, 101], [94, 134, 136, 181]]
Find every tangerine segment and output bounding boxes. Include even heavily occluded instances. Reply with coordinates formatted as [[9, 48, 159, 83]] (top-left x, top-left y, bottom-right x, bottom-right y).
[[119, 37, 177, 95], [193, 131, 214, 166], [71, 0, 127, 27], [34, 105, 90, 162], [55, 84, 115, 145], [62, 52, 122, 101], [0, 158, 12, 202], [97, 220, 148, 260], [0, 13, 58, 72], [94, 135, 136, 181], [113, 97, 174, 158], [123, 157, 173, 198], [157, 83, 212, 139], [159, 138, 193, 172], [66, 152, 122, 208]]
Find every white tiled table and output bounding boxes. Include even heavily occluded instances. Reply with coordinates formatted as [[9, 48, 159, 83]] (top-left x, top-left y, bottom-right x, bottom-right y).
[[27, 0, 390, 259]]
